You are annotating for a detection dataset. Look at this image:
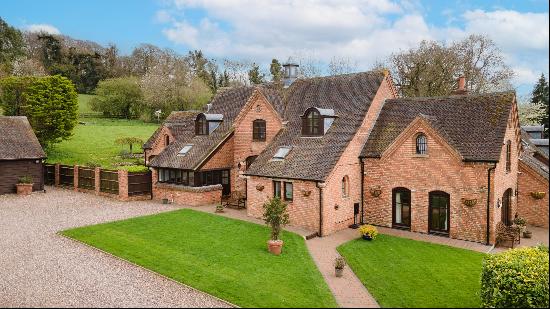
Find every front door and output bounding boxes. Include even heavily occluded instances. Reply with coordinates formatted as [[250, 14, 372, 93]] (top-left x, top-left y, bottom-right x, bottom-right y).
[[221, 170, 230, 196], [392, 188, 411, 229], [501, 189, 513, 226], [429, 191, 450, 235]]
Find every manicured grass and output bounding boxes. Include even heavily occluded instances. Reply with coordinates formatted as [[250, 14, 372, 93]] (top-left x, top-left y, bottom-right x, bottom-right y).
[[337, 234, 486, 308], [62, 209, 337, 308], [46, 117, 158, 170], [78, 94, 100, 115]]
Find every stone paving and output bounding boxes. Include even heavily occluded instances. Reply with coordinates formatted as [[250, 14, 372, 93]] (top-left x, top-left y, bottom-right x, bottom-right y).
[[0, 187, 230, 308]]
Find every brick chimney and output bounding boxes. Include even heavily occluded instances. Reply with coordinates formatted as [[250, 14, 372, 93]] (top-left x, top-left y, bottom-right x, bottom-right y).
[[452, 75, 468, 95]]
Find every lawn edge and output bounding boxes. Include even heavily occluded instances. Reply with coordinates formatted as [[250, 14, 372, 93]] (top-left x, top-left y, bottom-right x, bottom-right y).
[[57, 231, 239, 308]]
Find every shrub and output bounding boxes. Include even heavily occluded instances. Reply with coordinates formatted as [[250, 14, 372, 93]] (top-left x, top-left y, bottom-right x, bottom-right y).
[[358, 224, 379, 239], [334, 257, 346, 269], [17, 175, 33, 184], [513, 216, 527, 227], [262, 197, 289, 241], [481, 246, 549, 308]]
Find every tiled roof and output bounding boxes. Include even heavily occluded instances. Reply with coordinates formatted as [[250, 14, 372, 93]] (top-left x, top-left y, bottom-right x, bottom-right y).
[[361, 91, 516, 162], [520, 129, 549, 180], [0, 116, 46, 160], [245, 71, 385, 181], [147, 86, 257, 169]]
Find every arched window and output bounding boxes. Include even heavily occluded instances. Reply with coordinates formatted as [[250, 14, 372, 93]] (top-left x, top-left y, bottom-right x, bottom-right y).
[[342, 176, 349, 197], [505, 140, 511, 172], [252, 119, 266, 141], [416, 134, 427, 155], [302, 108, 322, 136], [195, 114, 208, 135]]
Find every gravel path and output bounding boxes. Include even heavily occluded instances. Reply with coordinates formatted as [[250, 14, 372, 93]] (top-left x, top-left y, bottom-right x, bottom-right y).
[[0, 187, 230, 308]]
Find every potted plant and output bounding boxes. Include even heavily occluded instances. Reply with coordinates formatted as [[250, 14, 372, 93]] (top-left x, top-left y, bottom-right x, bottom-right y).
[[523, 229, 532, 238], [262, 197, 290, 255], [16, 176, 34, 195], [359, 224, 378, 240], [215, 204, 225, 213], [334, 256, 346, 277], [513, 216, 527, 233]]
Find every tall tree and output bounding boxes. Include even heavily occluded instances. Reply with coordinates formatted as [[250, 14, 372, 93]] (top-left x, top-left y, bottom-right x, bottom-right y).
[[188, 50, 218, 92], [388, 35, 513, 97], [90, 77, 143, 119], [328, 56, 357, 76], [248, 63, 265, 85], [531, 73, 549, 136], [270, 59, 283, 83], [0, 18, 25, 76], [0, 76, 35, 115]]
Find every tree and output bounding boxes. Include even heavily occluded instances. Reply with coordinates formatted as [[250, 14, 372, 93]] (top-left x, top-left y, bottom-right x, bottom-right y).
[[23, 75, 78, 147], [531, 73, 549, 136], [0, 18, 25, 75], [248, 63, 265, 84], [91, 77, 143, 119], [188, 50, 219, 92], [0, 76, 35, 115], [270, 59, 283, 83], [518, 100, 546, 126], [328, 56, 357, 76], [115, 137, 144, 154], [388, 35, 513, 97]]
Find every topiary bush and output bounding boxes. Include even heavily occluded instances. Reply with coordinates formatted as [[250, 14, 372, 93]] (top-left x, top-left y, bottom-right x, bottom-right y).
[[481, 246, 549, 308]]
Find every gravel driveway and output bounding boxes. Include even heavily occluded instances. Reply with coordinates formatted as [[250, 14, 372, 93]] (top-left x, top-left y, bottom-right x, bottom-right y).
[[0, 187, 229, 308]]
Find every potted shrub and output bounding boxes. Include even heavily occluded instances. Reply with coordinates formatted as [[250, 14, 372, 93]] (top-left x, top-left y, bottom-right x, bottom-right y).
[[334, 256, 346, 277], [513, 216, 527, 233], [215, 204, 225, 213], [359, 224, 378, 240], [262, 197, 290, 255], [16, 176, 34, 195]]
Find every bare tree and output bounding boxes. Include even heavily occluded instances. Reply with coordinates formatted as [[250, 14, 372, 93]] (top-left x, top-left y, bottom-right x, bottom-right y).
[[328, 56, 357, 76]]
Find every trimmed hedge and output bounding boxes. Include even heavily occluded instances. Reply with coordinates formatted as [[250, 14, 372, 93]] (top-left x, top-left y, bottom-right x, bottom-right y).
[[481, 246, 549, 308]]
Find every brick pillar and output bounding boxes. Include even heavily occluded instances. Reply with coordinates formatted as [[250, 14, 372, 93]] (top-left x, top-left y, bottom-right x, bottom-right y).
[[94, 167, 101, 195], [151, 168, 158, 200], [54, 164, 60, 186], [73, 165, 79, 191], [118, 170, 129, 201]]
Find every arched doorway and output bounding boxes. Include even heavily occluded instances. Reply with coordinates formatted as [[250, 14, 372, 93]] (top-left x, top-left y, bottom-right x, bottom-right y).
[[501, 188, 513, 226], [429, 191, 450, 236]]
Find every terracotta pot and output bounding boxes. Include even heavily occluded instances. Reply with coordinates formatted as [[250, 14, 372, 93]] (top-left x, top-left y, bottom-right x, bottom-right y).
[[16, 183, 33, 195], [267, 240, 284, 255], [335, 268, 344, 277]]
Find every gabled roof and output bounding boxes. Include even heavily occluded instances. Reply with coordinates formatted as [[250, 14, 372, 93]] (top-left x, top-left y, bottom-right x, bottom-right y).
[[361, 91, 516, 162], [520, 129, 549, 180], [0, 116, 46, 160], [245, 71, 386, 181], [147, 86, 259, 169]]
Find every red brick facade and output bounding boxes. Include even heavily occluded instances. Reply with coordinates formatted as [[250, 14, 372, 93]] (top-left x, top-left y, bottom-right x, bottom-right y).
[[517, 161, 549, 228], [362, 107, 520, 244]]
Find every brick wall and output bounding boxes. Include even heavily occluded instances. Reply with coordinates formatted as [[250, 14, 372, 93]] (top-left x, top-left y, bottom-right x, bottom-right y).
[[151, 168, 222, 206], [517, 161, 549, 228], [145, 127, 173, 164], [246, 176, 321, 232], [363, 120, 493, 243], [490, 107, 520, 243]]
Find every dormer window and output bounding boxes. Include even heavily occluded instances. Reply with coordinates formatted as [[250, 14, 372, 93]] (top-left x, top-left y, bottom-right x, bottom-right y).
[[301, 107, 336, 136], [195, 113, 223, 135], [178, 144, 193, 156], [273, 146, 291, 160]]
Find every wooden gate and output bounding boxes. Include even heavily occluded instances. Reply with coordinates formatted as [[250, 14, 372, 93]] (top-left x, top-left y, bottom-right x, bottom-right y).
[[128, 171, 152, 197], [43, 164, 55, 185], [78, 167, 95, 190], [100, 170, 118, 194]]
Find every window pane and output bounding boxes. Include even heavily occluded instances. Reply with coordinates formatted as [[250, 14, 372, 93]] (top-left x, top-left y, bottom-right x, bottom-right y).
[[285, 182, 293, 200], [182, 171, 188, 185], [274, 181, 281, 198], [189, 172, 194, 186]]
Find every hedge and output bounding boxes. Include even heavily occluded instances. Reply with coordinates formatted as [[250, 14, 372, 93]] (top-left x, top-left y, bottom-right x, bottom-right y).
[[481, 246, 549, 308]]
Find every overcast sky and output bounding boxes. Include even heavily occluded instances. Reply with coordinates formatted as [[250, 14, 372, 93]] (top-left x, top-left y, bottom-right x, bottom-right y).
[[2, 0, 549, 96]]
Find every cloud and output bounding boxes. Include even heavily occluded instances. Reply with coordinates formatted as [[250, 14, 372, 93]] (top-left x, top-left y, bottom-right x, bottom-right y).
[[157, 1, 549, 92], [25, 24, 61, 35]]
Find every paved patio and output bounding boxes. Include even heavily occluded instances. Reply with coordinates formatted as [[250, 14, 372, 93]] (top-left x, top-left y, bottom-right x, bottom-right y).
[[0, 187, 230, 308]]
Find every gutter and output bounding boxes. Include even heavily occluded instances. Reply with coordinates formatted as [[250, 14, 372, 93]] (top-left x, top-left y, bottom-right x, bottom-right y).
[[316, 181, 325, 237], [486, 163, 497, 245], [360, 157, 365, 224]]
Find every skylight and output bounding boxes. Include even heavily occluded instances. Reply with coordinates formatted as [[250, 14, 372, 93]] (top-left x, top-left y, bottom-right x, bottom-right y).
[[273, 146, 292, 160], [178, 144, 193, 156]]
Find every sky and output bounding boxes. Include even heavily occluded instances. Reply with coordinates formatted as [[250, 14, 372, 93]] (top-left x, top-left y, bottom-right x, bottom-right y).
[[2, 0, 549, 97]]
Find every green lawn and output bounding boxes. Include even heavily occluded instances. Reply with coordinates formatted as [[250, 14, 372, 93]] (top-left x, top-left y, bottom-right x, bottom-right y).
[[78, 94, 100, 115], [62, 209, 337, 308], [337, 234, 486, 308], [46, 117, 158, 171]]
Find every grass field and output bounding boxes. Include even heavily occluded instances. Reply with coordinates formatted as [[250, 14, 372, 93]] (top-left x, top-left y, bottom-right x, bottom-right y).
[[337, 234, 486, 308], [62, 209, 337, 308], [77, 94, 101, 115]]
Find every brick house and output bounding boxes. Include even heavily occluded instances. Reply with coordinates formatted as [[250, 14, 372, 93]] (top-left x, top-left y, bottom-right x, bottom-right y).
[[144, 67, 523, 244], [517, 130, 549, 228], [0, 116, 46, 194]]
